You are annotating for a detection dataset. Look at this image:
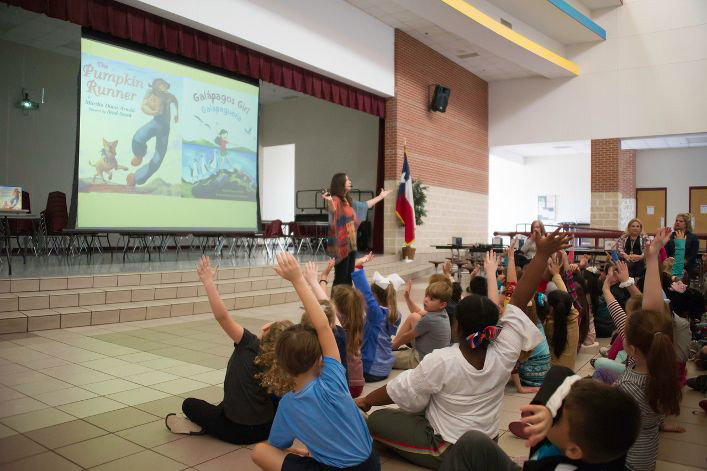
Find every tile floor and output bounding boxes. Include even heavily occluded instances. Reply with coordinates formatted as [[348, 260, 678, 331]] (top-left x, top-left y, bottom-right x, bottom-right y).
[[0, 282, 705, 470]]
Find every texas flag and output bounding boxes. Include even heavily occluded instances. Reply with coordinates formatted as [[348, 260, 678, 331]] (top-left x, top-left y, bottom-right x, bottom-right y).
[[395, 152, 415, 246]]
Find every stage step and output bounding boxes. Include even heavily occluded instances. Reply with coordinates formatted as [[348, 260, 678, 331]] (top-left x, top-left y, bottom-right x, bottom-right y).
[[0, 254, 437, 333]]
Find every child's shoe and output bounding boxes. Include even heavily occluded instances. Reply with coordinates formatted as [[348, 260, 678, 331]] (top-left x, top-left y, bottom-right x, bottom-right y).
[[165, 413, 205, 435]]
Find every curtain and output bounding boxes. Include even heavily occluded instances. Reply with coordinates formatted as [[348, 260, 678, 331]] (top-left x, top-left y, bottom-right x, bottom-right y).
[[5, 0, 386, 118]]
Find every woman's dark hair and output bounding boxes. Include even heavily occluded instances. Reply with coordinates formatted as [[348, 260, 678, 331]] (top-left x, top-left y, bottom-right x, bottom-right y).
[[467, 276, 488, 296], [454, 294, 500, 347], [547, 290, 573, 359], [329, 173, 352, 206], [573, 271, 591, 345], [451, 282, 462, 303]]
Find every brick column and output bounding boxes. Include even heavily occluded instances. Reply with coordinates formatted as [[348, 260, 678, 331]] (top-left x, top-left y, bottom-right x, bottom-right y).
[[382, 30, 489, 254], [590, 138, 636, 229]]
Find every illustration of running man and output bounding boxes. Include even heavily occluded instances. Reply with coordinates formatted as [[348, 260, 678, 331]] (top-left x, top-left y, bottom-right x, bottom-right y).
[[127, 78, 179, 187]]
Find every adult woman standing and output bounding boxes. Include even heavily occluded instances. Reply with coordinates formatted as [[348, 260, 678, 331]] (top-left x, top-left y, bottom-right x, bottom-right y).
[[323, 174, 390, 286], [615, 218, 649, 277], [665, 213, 699, 279]]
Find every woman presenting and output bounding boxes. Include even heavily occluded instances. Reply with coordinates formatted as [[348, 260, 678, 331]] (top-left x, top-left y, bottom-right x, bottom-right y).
[[323, 173, 390, 285]]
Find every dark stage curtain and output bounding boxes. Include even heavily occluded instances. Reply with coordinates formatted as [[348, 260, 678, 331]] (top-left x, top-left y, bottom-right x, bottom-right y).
[[5, 0, 386, 118]]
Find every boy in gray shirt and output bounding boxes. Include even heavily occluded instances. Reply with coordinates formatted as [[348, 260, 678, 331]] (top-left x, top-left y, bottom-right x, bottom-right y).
[[392, 281, 452, 369]]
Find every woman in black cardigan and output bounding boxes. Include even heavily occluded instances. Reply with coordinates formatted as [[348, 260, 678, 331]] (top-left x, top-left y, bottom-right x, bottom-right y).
[[664, 213, 699, 279]]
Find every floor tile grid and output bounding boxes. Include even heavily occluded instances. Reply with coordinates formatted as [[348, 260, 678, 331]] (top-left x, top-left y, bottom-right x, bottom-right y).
[[1, 283, 706, 470]]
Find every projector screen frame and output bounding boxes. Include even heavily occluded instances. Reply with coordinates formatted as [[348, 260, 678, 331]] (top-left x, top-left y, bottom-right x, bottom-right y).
[[72, 29, 263, 234]]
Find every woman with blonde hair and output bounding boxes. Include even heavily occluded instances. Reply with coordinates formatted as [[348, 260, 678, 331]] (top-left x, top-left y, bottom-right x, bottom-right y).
[[516, 220, 546, 267], [665, 213, 700, 280], [615, 218, 650, 277]]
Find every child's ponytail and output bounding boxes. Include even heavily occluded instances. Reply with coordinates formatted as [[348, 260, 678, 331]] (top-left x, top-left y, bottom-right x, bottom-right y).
[[646, 330, 681, 416], [384, 284, 398, 325], [625, 309, 681, 416]]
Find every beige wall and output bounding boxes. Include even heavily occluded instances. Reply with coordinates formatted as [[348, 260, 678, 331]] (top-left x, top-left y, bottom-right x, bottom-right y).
[[382, 179, 488, 254]]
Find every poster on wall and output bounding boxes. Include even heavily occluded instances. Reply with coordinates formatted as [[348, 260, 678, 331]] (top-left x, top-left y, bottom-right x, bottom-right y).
[[538, 194, 556, 222]]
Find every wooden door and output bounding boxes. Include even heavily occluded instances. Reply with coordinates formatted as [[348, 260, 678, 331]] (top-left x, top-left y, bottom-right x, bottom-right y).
[[636, 188, 666, 234], [690, 186, 707, 250]]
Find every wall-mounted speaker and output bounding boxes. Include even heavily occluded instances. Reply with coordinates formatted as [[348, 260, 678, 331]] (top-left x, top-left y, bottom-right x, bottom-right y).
[[429, 84, 450, 112]]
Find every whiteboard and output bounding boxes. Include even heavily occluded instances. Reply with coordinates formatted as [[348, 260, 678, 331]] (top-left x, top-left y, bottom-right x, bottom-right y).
[[260, 144, 295, 222]]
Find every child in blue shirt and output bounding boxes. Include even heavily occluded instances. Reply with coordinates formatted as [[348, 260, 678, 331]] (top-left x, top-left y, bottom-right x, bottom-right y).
[[251, 253, 378, 471], [353, 269, 402, 382]]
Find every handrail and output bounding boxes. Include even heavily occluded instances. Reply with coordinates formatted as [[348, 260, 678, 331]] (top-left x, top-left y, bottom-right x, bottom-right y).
[[494, 230, 623, 238], [295, 189, 374, 214]]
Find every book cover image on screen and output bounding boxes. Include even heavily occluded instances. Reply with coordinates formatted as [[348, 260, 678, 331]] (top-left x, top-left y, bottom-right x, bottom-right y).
[[76, 38, 259, 231]]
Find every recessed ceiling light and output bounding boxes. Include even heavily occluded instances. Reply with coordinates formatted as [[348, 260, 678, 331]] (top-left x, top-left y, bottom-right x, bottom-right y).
[[457, 52, 479, 59], [553, 145, 572, 149]]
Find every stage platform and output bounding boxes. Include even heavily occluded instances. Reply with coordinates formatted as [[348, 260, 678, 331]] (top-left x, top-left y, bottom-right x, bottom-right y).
[[0, 252, 437, 334]]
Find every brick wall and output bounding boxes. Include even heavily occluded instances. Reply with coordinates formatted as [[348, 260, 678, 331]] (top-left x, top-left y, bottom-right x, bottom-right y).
[[383, 30, 488, 253], [618, 149, 636, 198], [591, 139, 620, 192], [590, 139, 636, 229]]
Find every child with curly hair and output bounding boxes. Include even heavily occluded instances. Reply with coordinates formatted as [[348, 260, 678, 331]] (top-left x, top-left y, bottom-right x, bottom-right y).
[[165, 256, 293, 444]]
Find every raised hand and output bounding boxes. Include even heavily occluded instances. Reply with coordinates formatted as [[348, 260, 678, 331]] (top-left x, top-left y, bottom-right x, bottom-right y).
[[274, 253, 303, 282], [323, 258, 335, 276], [303, 261, 319, 286], [321, 190, 333, 203], [404, 278, 412, 298], [379, 188, 392, 198], [560, 250, 570, 270], [470, 264, 481, 278], [603, 266, 618, 289], [535, 229, 573, 257], [519, 405, 553, 448], [547, 256, 561, 277], [360, 251, 374, 265], [616, 260, 630, 283], [646, 227, 672, 256], [506, 237, 517, 257], [196, 256, 218, 285], [443, 259, 452, 276], [674, 230, 685, 240], [484, 250, 499, 276]]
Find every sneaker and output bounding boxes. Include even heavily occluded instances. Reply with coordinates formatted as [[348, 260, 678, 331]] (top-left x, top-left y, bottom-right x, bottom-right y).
[[599, 347, 609, 358], [131, 156, 143, 166], [165, 413, 205, 435]]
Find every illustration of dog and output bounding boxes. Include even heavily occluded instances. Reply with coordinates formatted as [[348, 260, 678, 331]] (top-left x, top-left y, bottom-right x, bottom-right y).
[[90, 139, 128, 182]]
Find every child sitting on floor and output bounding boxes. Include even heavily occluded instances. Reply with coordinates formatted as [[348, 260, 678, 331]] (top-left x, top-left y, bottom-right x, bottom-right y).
[[251, 253, 378, 471], [300, 299, 348, 383], [354, 230, 573, 470], [544, 256, 579, 370], [392, 279, 452, 369], [440, 366, 641, 471], [166, 256, 292, 444], [353, 269, 404, 382], [615, 228, 685, 471], [302, 261, 367, 398]]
